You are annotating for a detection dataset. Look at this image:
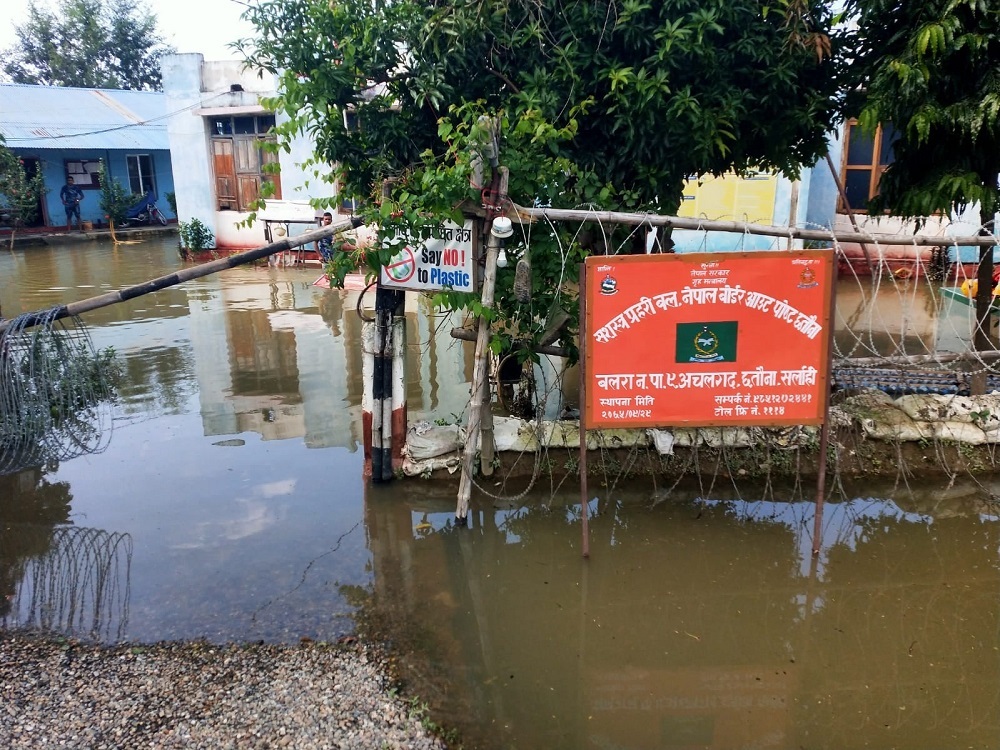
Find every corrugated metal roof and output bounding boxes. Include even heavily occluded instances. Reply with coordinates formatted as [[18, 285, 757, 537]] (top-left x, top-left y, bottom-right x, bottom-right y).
[[0, 84, 170, 151]]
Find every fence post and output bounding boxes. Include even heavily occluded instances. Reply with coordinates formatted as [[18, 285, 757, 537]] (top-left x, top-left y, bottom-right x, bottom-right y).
[[456, 169, 508, 523], [371, 284, 403, 483]]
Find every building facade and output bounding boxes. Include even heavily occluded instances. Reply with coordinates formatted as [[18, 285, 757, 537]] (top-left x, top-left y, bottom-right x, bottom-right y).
[[0, 83, 175, 230], [161, 54, 336, 250]]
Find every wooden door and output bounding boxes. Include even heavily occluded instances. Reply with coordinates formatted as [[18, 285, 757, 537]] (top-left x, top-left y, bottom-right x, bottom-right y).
[[212, 139, 237, 210]]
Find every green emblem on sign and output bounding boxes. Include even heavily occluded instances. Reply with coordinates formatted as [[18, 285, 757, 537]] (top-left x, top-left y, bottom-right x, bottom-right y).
[[675, 321, 739, 363]]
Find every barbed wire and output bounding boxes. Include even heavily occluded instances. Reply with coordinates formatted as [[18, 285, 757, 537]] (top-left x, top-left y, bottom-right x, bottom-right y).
[[0, 525, 132, 641], [469, 211, 1000, 514], [0, 309, 118, 476]]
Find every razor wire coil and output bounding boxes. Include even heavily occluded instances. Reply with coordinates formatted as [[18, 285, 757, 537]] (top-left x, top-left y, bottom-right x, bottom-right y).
[[0, 309, 117, 476]]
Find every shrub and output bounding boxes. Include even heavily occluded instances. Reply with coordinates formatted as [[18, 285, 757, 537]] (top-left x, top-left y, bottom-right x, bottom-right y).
[[178, 218, 215, 252]]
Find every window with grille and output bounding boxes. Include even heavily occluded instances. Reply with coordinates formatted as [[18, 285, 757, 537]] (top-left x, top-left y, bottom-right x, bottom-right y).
[[839, 121, 898, 213]]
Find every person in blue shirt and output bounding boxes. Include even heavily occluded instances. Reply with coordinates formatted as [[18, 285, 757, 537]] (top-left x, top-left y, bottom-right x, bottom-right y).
[[60, 176, 84, 231], [317, 212, 334, 261]]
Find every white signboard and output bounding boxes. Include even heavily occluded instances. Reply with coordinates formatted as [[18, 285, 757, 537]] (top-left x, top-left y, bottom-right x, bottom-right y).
[[379, 219, 476, 293]]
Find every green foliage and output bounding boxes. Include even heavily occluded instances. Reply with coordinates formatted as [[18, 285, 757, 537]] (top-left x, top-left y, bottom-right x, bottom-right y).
[[165, 192, 176, 215], [0, 139, 45, 227], [844, 0, 1000, 218], [2, 0, 175, 90], [178, 218, 215, 252], [97, 164, 133, 227], [242, 0, 840, 210], [239, 0, 841, 359]]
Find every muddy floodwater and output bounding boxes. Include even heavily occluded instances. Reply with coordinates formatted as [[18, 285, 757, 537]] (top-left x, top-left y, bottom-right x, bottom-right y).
[[2, 236, 999, 749]]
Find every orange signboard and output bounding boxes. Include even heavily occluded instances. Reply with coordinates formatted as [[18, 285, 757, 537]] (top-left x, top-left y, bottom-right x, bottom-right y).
[[584, 251, 834, 429]]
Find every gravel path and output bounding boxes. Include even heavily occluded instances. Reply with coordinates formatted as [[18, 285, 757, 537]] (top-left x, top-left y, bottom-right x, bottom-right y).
[[0, 634, 448, 750]]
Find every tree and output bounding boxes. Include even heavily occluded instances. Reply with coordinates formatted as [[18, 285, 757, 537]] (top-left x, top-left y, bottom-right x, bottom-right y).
[[0, 137, 46, 247], [844, 0, 1000, 219], [841, 0, 1000, 388], [240, 0, 843, 358], [3, 0, 175, 90], [244, 0, 841, 212]]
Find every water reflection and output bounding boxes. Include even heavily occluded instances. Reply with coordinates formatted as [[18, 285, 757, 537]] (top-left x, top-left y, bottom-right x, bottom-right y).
[[0, 236, 475, 644], [2, 237, 999, 748], [1, 237, 474, 446], [0, 469, 132, 641], [363, 480, 1000, 750]]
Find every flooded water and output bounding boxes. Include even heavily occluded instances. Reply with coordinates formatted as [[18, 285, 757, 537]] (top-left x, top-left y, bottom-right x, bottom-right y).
[[0, 235, 475, 643], [2, 236, 999, 749]]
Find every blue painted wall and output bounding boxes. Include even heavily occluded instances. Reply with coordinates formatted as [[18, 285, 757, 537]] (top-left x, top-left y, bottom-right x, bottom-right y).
[[11, 147, 175, 227], [804, 130, 842, 232]]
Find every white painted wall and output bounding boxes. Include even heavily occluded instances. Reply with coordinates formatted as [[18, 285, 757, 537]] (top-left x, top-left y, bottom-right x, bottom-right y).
[[162, 54, 337, 250], [162, 54, 216, 242]]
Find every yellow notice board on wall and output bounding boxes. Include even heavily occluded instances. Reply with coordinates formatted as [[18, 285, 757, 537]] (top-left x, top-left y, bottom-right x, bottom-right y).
[[678, 172, 779, 223]]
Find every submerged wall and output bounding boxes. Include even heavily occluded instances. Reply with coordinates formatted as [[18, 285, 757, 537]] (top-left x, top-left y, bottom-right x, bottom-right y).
[[404, 390, 1000, 479]]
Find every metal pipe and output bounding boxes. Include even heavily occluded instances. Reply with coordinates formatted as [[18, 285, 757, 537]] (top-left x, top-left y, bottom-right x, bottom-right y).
[[510, 204, 999, 248]]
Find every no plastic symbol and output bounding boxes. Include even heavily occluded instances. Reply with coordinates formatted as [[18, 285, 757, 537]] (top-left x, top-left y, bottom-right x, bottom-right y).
[[386, 246, 416, 283]]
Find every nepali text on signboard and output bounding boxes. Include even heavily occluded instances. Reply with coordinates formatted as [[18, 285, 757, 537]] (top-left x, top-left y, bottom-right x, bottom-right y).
[[379, 220, 476, 293], [584, 251, 833, 429]]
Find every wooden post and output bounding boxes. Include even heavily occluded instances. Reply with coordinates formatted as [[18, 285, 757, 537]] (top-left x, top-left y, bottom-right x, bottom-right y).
[[456, 168, 508, 523], [478, 221, 497, 478], [811, 256, 839, 556], [578, 261, 590, 559], [480, 369, 495, 476]]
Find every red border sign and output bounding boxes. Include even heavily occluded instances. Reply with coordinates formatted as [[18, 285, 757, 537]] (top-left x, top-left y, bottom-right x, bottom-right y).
[[584, 251, 834, 429]]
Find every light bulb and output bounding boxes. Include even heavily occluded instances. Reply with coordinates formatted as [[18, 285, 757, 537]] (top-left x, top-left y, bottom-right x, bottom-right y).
[[497, 247, 509, 268]]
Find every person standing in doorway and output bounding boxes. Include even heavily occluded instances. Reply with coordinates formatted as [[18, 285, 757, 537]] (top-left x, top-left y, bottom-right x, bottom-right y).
[[60, 176, 84, 231]]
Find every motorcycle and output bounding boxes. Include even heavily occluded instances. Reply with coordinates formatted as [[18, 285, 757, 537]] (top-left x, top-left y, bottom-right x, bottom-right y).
[[122, 191, 168, 227]]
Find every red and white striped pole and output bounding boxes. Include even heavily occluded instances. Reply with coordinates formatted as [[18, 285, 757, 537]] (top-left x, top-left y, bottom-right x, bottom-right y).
[[364, 284, 405, 482]]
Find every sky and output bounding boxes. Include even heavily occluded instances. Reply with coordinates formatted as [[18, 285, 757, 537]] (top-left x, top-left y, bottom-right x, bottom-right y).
[[0, 0, 257, 61]]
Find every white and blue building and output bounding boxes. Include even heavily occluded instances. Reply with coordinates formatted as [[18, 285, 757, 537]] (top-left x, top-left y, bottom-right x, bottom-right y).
[[0, 83, 176, 229]]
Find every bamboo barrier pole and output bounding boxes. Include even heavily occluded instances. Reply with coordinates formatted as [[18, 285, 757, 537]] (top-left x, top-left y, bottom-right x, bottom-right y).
[[0, 217, 363, 335], [578, 260, 590, 559], [508, 204, 1000, 248], [456, 168, 508, 523], [479, 167, 511, 478]]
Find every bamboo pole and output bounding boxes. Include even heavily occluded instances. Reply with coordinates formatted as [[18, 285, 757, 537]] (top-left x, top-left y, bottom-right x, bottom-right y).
[[0, 217, 363, 335], [509, 204, 1000, 248], [578, 261, 590, 559], [481, 171, 510, 472], [812, 259, 839, 556], [456, 168, 508, 523]]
